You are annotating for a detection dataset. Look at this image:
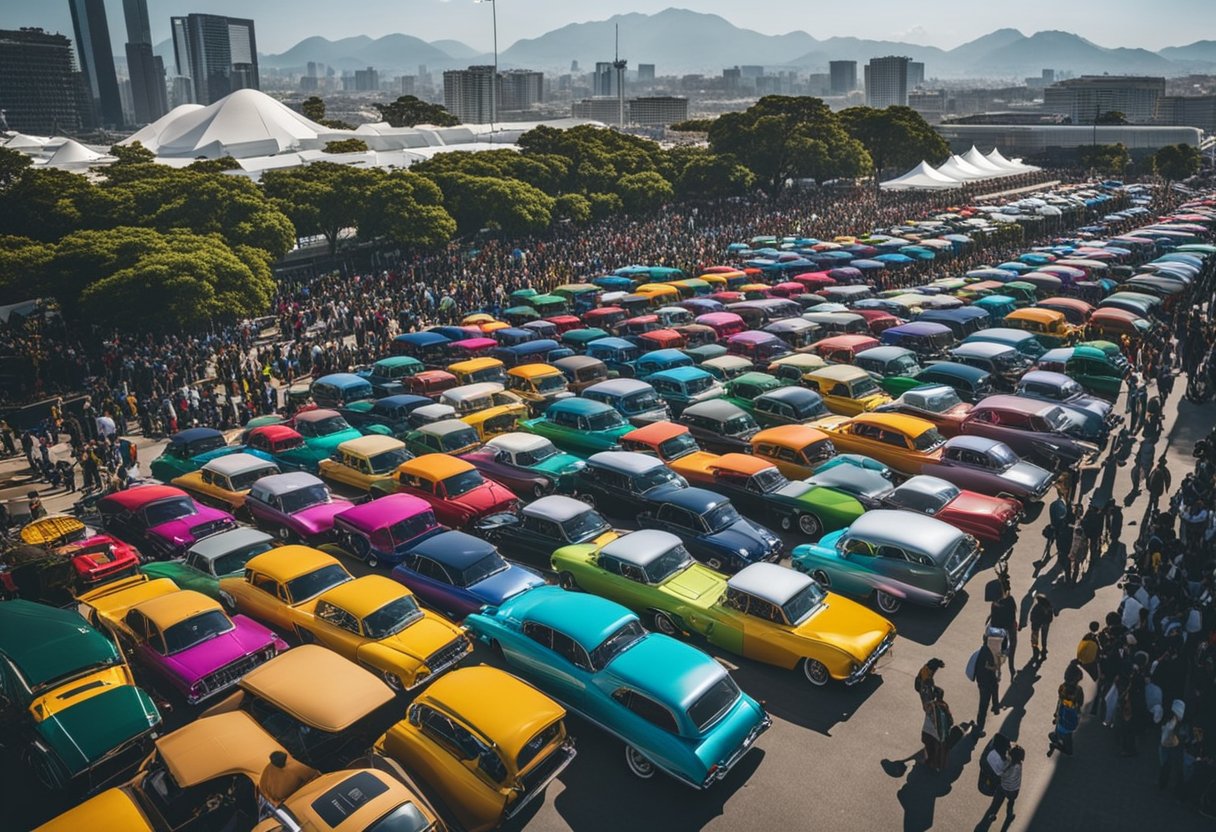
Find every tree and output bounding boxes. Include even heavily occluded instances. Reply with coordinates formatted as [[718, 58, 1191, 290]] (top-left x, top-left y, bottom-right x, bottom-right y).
[[301, 96, 326, 122], [586, 192, 622, 220], [186, 157, 241, 173], [1078, 143, 1130, 177], [107, 141, 155, 165], [1094, 110, 1128, 125], [0, 166, 106, 242], [262, 163, 378, 254], [322, 139, 369, 154], [839, 106, 949, 182], [553, 193, 592, 224], [359, 173, 455, 249], [673, 149, 755, 201], [615, 171, 674, 214], [0, 236, 54, 303], [708, 96, 871, 194], [1155, 143, 1202, 182], [374, 96, 458, 128], [0, 146, 32, 191], [669, 118, 716, 132], [421, 171, 554, 235]]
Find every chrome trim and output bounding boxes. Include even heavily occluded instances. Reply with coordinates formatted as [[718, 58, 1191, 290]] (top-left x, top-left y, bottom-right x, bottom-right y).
[[846, 631, 896, 685]]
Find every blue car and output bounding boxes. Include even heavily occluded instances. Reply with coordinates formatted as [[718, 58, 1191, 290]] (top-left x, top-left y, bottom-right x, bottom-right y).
[[390, 530, 545, 619], [647, 366, 724, 417], [465, 586, 771, 787], [149, 427, 242, 481], [634, 349, 695, 380], [586, 337, 642, 377], [490, 339, 571, 369], [310, 373, 374, 409], [339, 394, 433, 438], [916, 307, 990, 338], [390, 331, 450, 368], [637, 486, 782, 573]]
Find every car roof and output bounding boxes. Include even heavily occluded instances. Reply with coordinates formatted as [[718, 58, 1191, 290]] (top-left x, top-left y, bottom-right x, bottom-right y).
[[334, 493, 432, 530], [622, 421, 688, 443], [650, 486, 726, 512], [502, 586, 636, 652], [155, 710, 287, 789], [486, 432, 553, 453], [856, 346, 916, 362], [753, 424, 829, 444], [417, 419, 476, 437], [372, 355, 423, 367], [602, 631, 727, 715], [886, 321, 951, 336], [586, 450, 665, 474], [136, 589, 222, 631], [683, 399, 748, 419], [808, 464, 891, 492], [944, 434, 1005, 453], [0, 600, 118, 688], [294, 408, 343, 423], [399, 454, 474, 479], [710, 453, 774, 475], [1019, 370, 1074, 388], [652, 365, 713, 382], [553, 355, 602, 369], [727, 562, 814, 607], [375, 394, 431, 408], [757, 386, 819, 404], [951, 341, 1015, 358], [99, 484, 189, 510], [408, 530, 495, 567], [395, 331, 449, 345], [600, 529, 684, 566], [522, 495, 593, 523], [845, 509, 964, 551], [974, 394, 1054, 415], [586, 378, 652, 396], [251, 471, 325, 495], [201, 453, 277, 477], [548, 397, 613, 415], [313, 374, 370, 388], [892, 475, 958, 499], [919, 361, 989, 380], [245, 545, 342, 581], [336, 435, 405, 456], [250, 424, 303, 441], [317, 574, 413, 618], [170, 427, 224, 444], [850, 412, 936, 436], [964, 328, 1037, 344], [444, 382, 505, 400], [808, 364, 869, 381], [187, 527, 274, 561]]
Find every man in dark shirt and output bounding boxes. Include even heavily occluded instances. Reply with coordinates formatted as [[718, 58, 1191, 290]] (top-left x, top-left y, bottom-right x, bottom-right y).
[[974, 639, 1001, 732], [990, 587, 1019, 676]]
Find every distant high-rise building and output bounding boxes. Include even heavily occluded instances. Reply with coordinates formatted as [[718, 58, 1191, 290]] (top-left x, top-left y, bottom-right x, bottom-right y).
[[629, 95, 687, 126], [864, 56, 910, 108], [1157, 94, 1216, 134], [168, 74, 193, 107], [908, 61, 925, 89], [306, 61, 318, 78], [443, 65, 495, 123], [499, 69, 543, 111], [829, 60, 857, 95], [354, 67, 379, 92], [572, 97, 625, 122], [69, 0, 123, 127], [171, 13, 259, 105], [723, 67, 741, 92], [399, 75, 416, 95], [570, 60, 580, 73], [121, 0, 167, 125], [1042, 69, 1056, 84], [637, 63, 655, 83], [593, 61, 616, 97], [0, 27, 85, 134], [740, 65, 763, 79], [1043, 75, 1165, 124]]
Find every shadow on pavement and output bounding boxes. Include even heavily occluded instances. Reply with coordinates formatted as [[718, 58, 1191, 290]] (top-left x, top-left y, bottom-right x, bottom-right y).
[[891, 589, 973, 646], [890, 727, 981, 832], [725, 657, 883, 735]]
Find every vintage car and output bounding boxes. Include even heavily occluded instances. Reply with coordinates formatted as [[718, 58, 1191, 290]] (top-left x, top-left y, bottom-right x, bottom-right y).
[[1013, 369, 1117, 441], [750, 424, 839, 479], [392, 331, 452, 365], [0, 600, 161, 790], [700, 354, 755, 382], [317, 434, 412, 493], [219, 546, 352, 632], [245, 472, 354, 544], [520, 398, 633, 457], [1003, 307, 1078, 347], [917, 306, 990, 338], [439, 382, 529, 429], [568, 450, 687, 516], [802, 311, 870, 336], [877, 475, 1020, 542], [961, 395, 1099, 469], [619, 420, 714, 466], [765, 352, 828, 385], [244, 424, 325, 473], [877, 321, 956, 360], [142, 527, 275, 600], [911, 361, 996, 404], [370, 455, 518, 528], [78, 575, 285, 704], [583, 378, 671, 425], [356, 356, 425, 397], [399, 369, 460, 399], [4, 520, 142, 601], [403, 419, 482, 458], [749, 385, 848, 430], [201, 644, 399, 771], [465, 589, 768, 789], [253, 765, 447, 832], [407, 403, 458, 429], [554, 355, 610, 393], [676, 399, 760, 454], [791, 510, 981, 614], [803, 364, 892, 416], [931, 435, 1056, 501], [947, 342, 1032, 389], [670, 452, 864, 539], [821, 413, 947, 476], [852, 346, 924, 396], [501, 365, 571, 415], [807, 334, 880, 364], [476, 495, 618, 570], [763, 317, 821, 351], [375, 666, 575, 831], [149, 427, 235, 482], [1036, 342, 1126, 399], [561, 328, 613, 353], [310, 374, 374, 409], [633, 348, 695, 380], [291, 408, 374, 460], [389, 530, 544, 619], [326, 494, 444, 568], [637, 487, 782, 573], [725, 331, 792, 364], [449, 356, 508, 387], [646, 366, 724, 417], [718, 372, 786, 414], [99, 485, 236, 561], [170, 453, 280, 517], [340, 395, 433, 438], [460, 432, 585, 498], [962, 327, 1047, 362], [874, 384, 973, 437], [804, 464, 899, 509]]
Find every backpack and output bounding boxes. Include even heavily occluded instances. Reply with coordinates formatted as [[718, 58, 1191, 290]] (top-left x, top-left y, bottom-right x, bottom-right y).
[[1057, 696, 1080, 734], [1077, 634, 1099, 665], [977, 746, 1000, 797], [965, 648, 981, 682]]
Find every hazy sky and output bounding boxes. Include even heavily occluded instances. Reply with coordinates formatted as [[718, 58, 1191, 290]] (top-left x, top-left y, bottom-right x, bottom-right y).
[[15, 0, 1215, 54]]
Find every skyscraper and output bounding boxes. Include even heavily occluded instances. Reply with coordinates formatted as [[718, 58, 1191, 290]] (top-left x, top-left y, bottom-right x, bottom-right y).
[[593, 62, 616, 97], [123, 0, 167, 124], [637, 64, 655, 83], [908, 61, 925, 89], [443, 66, 495, 123], [172, 13, 259, 105], [0, 28, 85, 134], [68, 0, 123, 127], [864, 56, 910, 108], [829, 60, 857, 95], [499, 70, 544, 111]]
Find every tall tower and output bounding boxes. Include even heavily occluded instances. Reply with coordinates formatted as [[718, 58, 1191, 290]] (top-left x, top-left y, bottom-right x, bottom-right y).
[[68, 0, 123, 127], [123, 0, 167, 124], [613, 25, 627, 127]]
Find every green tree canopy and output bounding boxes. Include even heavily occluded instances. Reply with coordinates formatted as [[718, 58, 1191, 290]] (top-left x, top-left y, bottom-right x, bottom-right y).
[[359, 172, 456, 248], [839, 106, 950, 180], [672, 148, 756, 201], [0, 146, 32, 190], [669, 118, 716, 132], [1078, 143, 1130, 177], [1155, 143, 1202, 182], [262, 162, 379, 253], [301, 96, 326, 122], [107, 141, 155, 166], [421, 171, 554, 235], [553, 193, 592, 224], [615, 171, 674, 214], [374, 96, 459, 128], [0, 236, 55, 304], [322, 138, 370, 154]]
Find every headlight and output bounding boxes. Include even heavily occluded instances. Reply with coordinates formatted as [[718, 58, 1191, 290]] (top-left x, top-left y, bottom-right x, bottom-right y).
[[415, 667, 430, 682]]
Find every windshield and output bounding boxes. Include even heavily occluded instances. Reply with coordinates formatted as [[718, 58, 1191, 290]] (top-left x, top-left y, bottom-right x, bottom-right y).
[[635, 465, 684, 493], [212, 541, 274, 576], [752, 467, 787, 492], [586, 409, 627, 431], [1042, 407, 1071, 432], [144, 497, 197, 526], [366, 803, 433, 832], [589, 619, 646, 670], [229, 466, 278, 491], [299, 416, 351, 438], [803, 439, 835, 464], [793, 396, 828, 419], [916, 388, 961, 413], [703, 502, 743, 532], [657, 434, 699, 460], [362, 595, 424, 638], [849, 377, 880, 397], [783, 582, 828, 626], [471, 368, 506, 384], [684, 375, 715, 395], [160, 609, 234, 655], [535, 375, 566, 393], [912, 428, 946, 452], [928, 332, 954, 349], [280, 484, 330, 514], [287, 564, 350, 602], [517, 442, 558, 466], [891, 355, 921, 375], [687, 674, 741, 733], [1059, 381, 1084, 399], [442, 470, 485, 498], [994, 352, 1028, 372], [369, 449, 412, 474], [186, 436, 227, 456], [645, 544, 694, 583], [892, 483, 958, 513], [560, 509, 611, 542], [623, 391, 661, 414], [441, 429, 479, 451], [386, 510, 438, 545], [457, 552, 509, 587], [723, 415, 758, 437]]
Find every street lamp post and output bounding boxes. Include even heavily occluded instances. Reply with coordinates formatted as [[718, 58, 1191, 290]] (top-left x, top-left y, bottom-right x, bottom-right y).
[[475, 0, 497, 138]]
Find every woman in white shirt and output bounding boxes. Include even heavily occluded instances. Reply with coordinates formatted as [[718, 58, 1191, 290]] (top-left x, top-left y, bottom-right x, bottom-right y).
[[986, 744, 1024, 822]]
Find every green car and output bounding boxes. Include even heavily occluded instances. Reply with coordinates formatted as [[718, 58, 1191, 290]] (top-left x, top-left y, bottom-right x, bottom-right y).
[[0, 600, 161, 790], [520, 398, 632, 457], [1038, 341, 1127, 400], [720, 372, 787, 414], [149, 427, 232, 481], [141, 527, 275, 600], [404, 419, 482, 457], [853, 346, 924, 396], [277, 409, 388, 472]]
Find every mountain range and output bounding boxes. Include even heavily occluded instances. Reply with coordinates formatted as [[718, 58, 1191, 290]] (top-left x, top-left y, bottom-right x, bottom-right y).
[[258, 8, 1216, 78]]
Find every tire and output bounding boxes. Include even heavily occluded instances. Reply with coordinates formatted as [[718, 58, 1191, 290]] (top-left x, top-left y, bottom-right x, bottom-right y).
[[382, 670, 402, 691], [218, 590, 238, 614], [652, 611, 679, 636], [365, 554, 379, 569], [532, 483, 547, 499], [558, 571, 579, 591], [811, 569, 831, 588], [624, 745, 656, 779], [802, 658, 830, 687], [777, 513, 794, 532], [277, 526, 294, 543], [797, 513, 822, 538], [876, 590, 902, 614], [578, 492, 597, 509]]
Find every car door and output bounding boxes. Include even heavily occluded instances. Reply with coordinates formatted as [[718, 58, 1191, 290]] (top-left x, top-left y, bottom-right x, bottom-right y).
[[645, 504, 698, 551], [241, 570, 290, 629], [873, 543, 937, 599], [735, 595, 798, 667], [519, 622, 589, 702], [828, 537, 885, 598], [309, 600, 365, 659], [405, 705, 501, 828]]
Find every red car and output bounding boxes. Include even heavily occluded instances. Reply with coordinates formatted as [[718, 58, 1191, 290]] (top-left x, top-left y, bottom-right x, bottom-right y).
[[881, 474, 1020, 541], [60, 534, 142, 588], [403, 369, 458, 399], [371, 453, 519, 527], [852, 308, 905, 335]]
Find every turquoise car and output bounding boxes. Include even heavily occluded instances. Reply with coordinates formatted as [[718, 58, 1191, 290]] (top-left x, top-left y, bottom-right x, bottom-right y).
[[466, 586, 770, 787], [647, 366, 724, 417], [521, 398, 632, 457], [287, 409, 379, 471], [971, 295, 1017, 323], [149, 428, 238, 481]]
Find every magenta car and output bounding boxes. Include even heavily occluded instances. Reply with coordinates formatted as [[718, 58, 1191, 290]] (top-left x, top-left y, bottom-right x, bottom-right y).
[[327, 493, 447, 568], [98, 484, 237, 561], [244, 472, 354, 543]]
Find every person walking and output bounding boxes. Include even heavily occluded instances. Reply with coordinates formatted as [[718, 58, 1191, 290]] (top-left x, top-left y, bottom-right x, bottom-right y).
[[1047, 663, 1085, 757], [1147, 455, 1173, 516], [974, 637, 1001, 733], [985, 745, 1024, 824], [1159, 700, 1186, 791], [1104, 500, 1124, 555], [1028, 593, 1055, 663], [1076, 621, 1101, 681], [1066, 517, 1088, 584], [1082, 502, 1105, 568], [921, 686, 954, 772], [914, 658, 945, 711], [989, 585, 1019, 673]]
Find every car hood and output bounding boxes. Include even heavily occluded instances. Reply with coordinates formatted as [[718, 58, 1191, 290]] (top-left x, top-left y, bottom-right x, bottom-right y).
[[450, 482, 517, 514], [533, 455, 586, 476], [795, 597, 894, 662], [662, 564, 723, 602], [703, 521, 775, 559], [944, 491, 1018, 519], [36, 685, 158, 776], [158, 619, 277, 683], [470, 566, 545, 604], [304, 429, 364, 451], [379, 615, 464, 664], [1001, 461, 1054, 492], [290, 501, 355, 532], [148, 509, 234, 546]]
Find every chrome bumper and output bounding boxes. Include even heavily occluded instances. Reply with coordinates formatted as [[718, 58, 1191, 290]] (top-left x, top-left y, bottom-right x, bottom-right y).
[[702, 714, 771, 788], [846, 631, 896, 685]]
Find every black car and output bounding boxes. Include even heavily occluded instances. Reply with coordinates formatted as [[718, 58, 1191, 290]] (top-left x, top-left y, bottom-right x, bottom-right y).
[[912, 362, 996, 404], [569, 451, 687, 517], [637, 487, 782, 573], [338, 395, 432, 438], [676, 400, 760, 454], [475, 494, 615, 570], [752, 386, 834, 429]]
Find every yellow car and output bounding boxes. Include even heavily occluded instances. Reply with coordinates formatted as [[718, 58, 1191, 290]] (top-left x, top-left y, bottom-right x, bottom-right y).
[[298, 574, 472, 692], [253, 765, 448, 832], [219, 545, 353, 637], [448, 357, 507, 386], [375, 665, 575, 832], [505, 364, 572, 414], [317, 434, 411, 493], [803, 365, 892, 416], [751, 424, 839, 480], [171, 452, 280, 516], [440, 382, 529, 439], [822, 412, 947, 476], [1003, 307, 1079, 347]]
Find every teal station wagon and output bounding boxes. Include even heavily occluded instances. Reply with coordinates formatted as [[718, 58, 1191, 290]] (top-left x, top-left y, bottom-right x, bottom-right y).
[[521, 398, 633, 456]]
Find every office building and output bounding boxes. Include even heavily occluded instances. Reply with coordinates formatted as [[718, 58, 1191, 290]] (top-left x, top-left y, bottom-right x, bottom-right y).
[[740, 65, 764, 79], [0, 28, 85, 134], [909, 89, 946, 122], [1157, 95, 1216, 134], [499, 70, 543, 111], [354, 67, 379, 92], [908, 62, 925, 89], [829, 60, 856, 95], [865, 56, 910, 109], [629, 95, 687, 126], [121, 0, 167, 125], [637, 63, 655, 83], [593, 61, 617, 97], [936, 123, 1199, 160], [169, 75, 193, 107], [1042, 75, 1165, 124], [723, 67, 741, 91], [69, 0, 123, 127], [572, 97, 624, 122], [399, 75, 416, 96], [443, 65, 495, 123], [172, 13, 260, 106]]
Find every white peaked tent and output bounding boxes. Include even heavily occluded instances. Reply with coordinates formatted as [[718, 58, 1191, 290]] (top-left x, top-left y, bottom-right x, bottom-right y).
[[123, 104, 205, 151], [936, 155, 992, 181], [881, 146, 1039, 191], [38, 139, 112, 169], [962, 146, 1007, 175], [986, 148, 1037, 173], [3, 133, 52, 151], [880, 161, 962, 191]]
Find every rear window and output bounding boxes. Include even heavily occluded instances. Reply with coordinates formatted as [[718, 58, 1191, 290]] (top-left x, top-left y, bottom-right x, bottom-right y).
[[516, 720, 562, 771], [687, 674, 741, 732], [286, 564, 350, 602]]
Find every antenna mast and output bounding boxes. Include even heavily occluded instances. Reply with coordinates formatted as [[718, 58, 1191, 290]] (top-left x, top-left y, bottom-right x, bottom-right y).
[[613, 24, 627, 128]]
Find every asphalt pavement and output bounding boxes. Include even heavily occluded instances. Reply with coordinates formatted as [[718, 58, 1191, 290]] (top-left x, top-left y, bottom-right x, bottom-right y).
[[4, 379, 1212, 832]]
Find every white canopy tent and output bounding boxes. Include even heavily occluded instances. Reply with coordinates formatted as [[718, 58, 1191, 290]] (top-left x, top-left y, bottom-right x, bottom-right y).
[[881, 146, 1040, 191], [879, 161, 962, 191], [937, 155, 993, 181], [961, 146, 1008, 175]]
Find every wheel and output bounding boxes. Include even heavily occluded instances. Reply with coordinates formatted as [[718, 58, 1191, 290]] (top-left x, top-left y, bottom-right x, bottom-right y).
[[652, 611, 679, 636], [578, 492, 597, 509], [382, 670, 402, 691], [802, 658, 830, 686], [365, 554, 379, 569], [705, 556, 725, 572], [876, 590, 902, 614], [778, 513, 794, 532], [797, 513, 822, 538], [218, 590, 238, 614], [624, 745, 656, 779], [277, 526, 294, 542], [25, 747, 61, 790], [532, 482, 547, 499], [558, 571, 579, 591], [811, 569, 831, 588]]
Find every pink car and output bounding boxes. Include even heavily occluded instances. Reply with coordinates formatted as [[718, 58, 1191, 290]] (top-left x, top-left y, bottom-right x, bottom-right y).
[[244, 472, 354, 543]]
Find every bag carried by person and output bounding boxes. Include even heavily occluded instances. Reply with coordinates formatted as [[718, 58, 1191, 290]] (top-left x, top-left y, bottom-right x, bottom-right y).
[[1076, 634, 1099, 665], [965, 648, 981, 682], [1057, 695, 1080, 734], [977, 742, 1000, 796]]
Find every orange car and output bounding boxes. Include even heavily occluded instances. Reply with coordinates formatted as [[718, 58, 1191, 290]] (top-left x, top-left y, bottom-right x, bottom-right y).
[[822, 413, 947, 476]]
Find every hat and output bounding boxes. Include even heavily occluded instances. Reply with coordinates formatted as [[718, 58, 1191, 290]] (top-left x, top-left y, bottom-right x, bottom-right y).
[[1172, 700, 1186, 720], [927, 658, 945, 670]]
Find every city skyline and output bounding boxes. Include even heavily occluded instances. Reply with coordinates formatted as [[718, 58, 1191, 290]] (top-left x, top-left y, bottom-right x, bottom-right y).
[[12, 0, 1216, 57]]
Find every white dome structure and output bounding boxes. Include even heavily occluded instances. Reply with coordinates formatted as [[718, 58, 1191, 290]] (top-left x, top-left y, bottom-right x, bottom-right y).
[[37, 139, 112, 169], [122, 104, 204, 151]]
